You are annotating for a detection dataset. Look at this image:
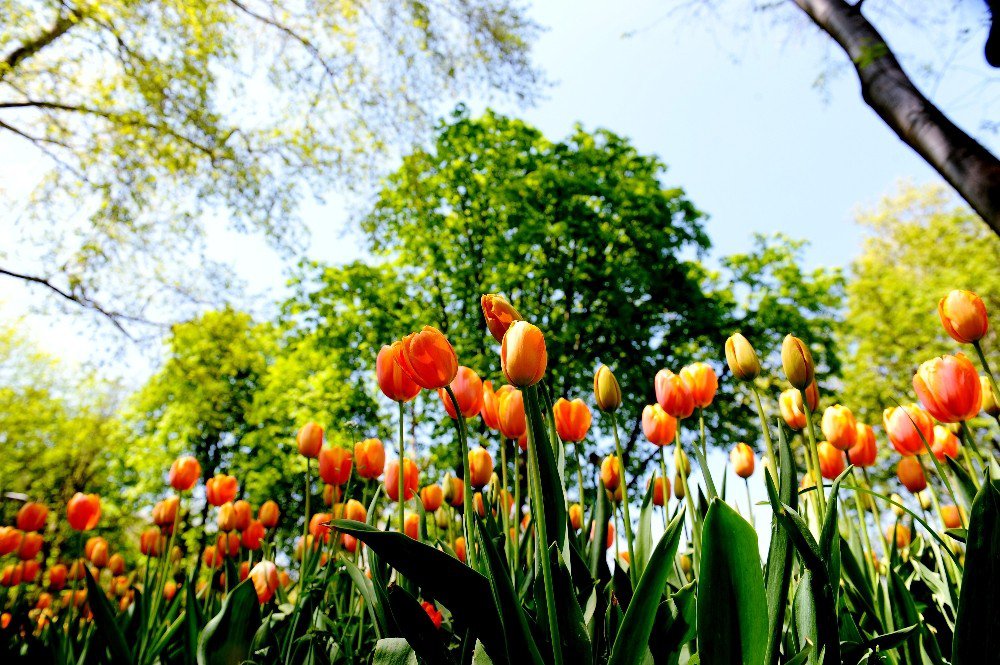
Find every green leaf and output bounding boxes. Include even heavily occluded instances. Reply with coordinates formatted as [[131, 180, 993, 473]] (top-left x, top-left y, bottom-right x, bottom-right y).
[[944, 528, 967, 542], [83, 564, 132, 664], [945, 455, 977, 511], [764, 420, 797, 665], [196, 579, 261, 665], [590, 478, 611, 582], [952, 480, 1000, 664], [525, 385, 568, 553], [186, 576, 204, 665], [386, 585, 449, 665], [343, 557, 386, 639], [697, 499, 768, 665], [633, 479, 656, 580], [548, 543, 593, 664], [372, 637, 419, 665], [648, 582, 697, 665], [608, 510, 685, 665]]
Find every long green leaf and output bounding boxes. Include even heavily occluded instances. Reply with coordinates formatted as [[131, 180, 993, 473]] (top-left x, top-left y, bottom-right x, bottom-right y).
[[764, 420, 797, 665], [372, 637, 418, 665], [83, 564, 132, 664], [952, 480, 1000, 664], [633, 479, 656, 579], [196, 579, 261, 665]]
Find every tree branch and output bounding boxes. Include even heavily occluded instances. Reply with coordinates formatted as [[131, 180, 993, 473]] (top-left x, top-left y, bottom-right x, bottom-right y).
[[1, 11, 78, 79]]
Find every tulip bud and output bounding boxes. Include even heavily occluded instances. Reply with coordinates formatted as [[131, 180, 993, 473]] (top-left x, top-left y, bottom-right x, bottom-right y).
[[259, 500, 280, 528], [913, 353, 981, 423], [680, 362, 718, 408], [981, 376, 1000, 417], [724, 333, 760, 381], [821, 405, 857, 451], [941, 505, 962, 529], [250, 561, 280, 603], [600, 455, 622, 491], [729, 443, 755, 479], [434, 507, 451, 530], [297, 422, 324, 458], [481, 294, 523, 343], [376, 344, 421, 403], [650, 475, 670, 506], [593, 365, 622, 413], [917, 490, 931, 510], [780, 335, 815, 390], [897, 457, 927, 493], [890, 493, 906, 517], [217, 502, 237, 532], [396, 326, 459, 390], [17, 502, 48, 532], [169, 456, 202, 491], [673, 474, 685, 499], [443, 474, 464, 507], [886, 523, 911, 549], [66, 493, 101, 531], [355, 438, 386, 479], [569, 504, 583, 530], [453, 537, 467, 563], [468, 448, 494, 489], [674, 445, 691, 476], [420, 484, 444, 512], [816, 442, 845, 480], [501, 321, 547, 388], [938, 289, 989, 344]]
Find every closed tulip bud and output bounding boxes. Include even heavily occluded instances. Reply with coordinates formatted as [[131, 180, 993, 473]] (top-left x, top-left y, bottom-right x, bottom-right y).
[[981, 376, 1000, 416], [309, 512, 332, 542], [67, 493, 101, 531], [725, 333, 761, 381], [318, 446, 353, 485], [589, 521, 614, 550], [655, 369, 694, 419], [889, 493, 906, 517], [217, 502, 237, 532], [883, 404, 934, 456], [438, 366, 485, 419], [816, 442, 845, 480], [48, 564, 67, 590], [552, 398, 592, 442], [1, 564, 22, 588], [18, 532, 43, 561], [168, 456, 202, 491], [250, 561, 279, 603], [443, 474, 464, 507], [242, 521, 266, 551], [220, 531, 241, 557], [938, 289, 989, 343], [680, 362, 718, 408], [917, 491, 932, 510], [233, 500, 252, 531], [642, 404, 677, 446], [140, 528, 163, 557], [848, 423, 877, 467], [205, 474, 238, 507], [296, 422, 324, 458], [600, 455, 622, 491], [385, 459, 419, 502], [21, 560, 39, 583], [343, 499, 366, 523], [434, 507, 451, 530], [569, 504, 583, 530], [396, 326, 459, 390], [730, 443, 756, 479], [501, 321, 547, 388], [422, 600, 444, 629], [674, 445, 691, 476], [594, 365, 622, 413], [163, 581, 178, 601], [781, 335, 815, 389], [650, 475, 670, 506], [354, 438, 386, 479], [931, 425, 960, 462], [779, 389, 807, 431], [342, 533, 359, 553], [153, 496, 179, 526], [37, 592, 53, 609], [258, 500, 280, 528], [941, 505, 962, 529], [913, 353, 982, 423], [89, 539, 109, 569], [481, 294, 523, 343], [453, 537, 467, 563], [420, 484, 444, 512], [468, 448, 494, 488], [376, 343, 421, 403], [473, 492, 486, 517], [67, 560, 86, 581], [886, 523, 911, 549], [17, 502, 48, 532], [0, 527, 22, 556], [897, 457, 926, 493], [496, 386, 527, 440], [821, 405, 857, 451], [323, 484, 342, 506]]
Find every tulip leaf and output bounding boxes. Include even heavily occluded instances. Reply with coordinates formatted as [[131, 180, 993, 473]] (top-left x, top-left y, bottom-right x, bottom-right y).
[[590, 478, 611, 583], [945, 455, 978, 510], [764, 420, 797, 665], [944, 528, 967, 543], [196, 578, 261, 665], [372, 637, 418, 665], [386, 585, 449, 665], [633, 479, 656, 580], [548, 543, 593, 664], [524, 385, 568, 555], [607, 510, 685, 665], [83, 563, 133, 664], [697, 499, 768, 665], [952, 480, 1000, 664], [343, 557, 386, 639], [648, 582, 697, 665]]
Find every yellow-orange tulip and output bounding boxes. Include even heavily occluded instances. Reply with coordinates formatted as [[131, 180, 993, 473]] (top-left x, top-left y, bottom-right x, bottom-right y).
[[501, 321, 547, 388], [17, 502, 48, 532], [650, 475, 670, 506], [420, 484, 444, 512], [821, 405, 857, 451], [152, 496, 179, 527], [250, 561, 279, 603], [205, 474, 238, 507], [569, 503, 583, 530], [469, 448, 494, 488], [107, 554, 125, 576], [0, 527, 22, 556], [168, 455, 202, 491], [848, 423, 877, 467], [931, 425, 960, 462], [88, 539, 109, 569], [376, 343, 421, 402], [140, 528, 163, 557], [779, 389, 807, 431], [941, 505, 962, 529], [354, 438, 385, 480], [680, 362, 718, 408], [594, 365, 622, 413], [497, 386, 527, 440], [981, 375, 1000, 416], [454, 536, 467, 563], [217, 502, 237, 532], [654, 369, 694, 419], [938, 289, 988, 343], [883, 404, 934, 456], [781, 334, 815, 389], [396, 326, 459, 390], [444, 475, 464, 508], [480, 381, 502, 431], [730, 443, 755, 479], [886, 523, 911, 549], [816, 442, 845, 480], [552, 398, 592, 443], [233, 500, 252, 531], [896, 457, 926, 493], [642, 403, 677, 446], [385, 459, 419, 502], [724, 333, 760, 381], [296, 422, 324, 458], [318, 446, 353, 485], [344, 498, 366, 522], [913, 353, 982, 423], [259, 500, 280, 528], [600, 455, 622, 492], [439, 366, 485, 419], [481, 294, 523, 343]]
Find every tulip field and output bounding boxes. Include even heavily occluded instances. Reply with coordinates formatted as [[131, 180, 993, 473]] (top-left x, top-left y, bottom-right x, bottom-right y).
[[1, 289, 999, 665]]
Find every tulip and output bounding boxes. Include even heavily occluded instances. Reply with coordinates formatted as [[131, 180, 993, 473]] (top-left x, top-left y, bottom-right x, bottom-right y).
[[163, 581, 178, 601], [376, 343, 421, 402], [725, 333, 761, 381], [913, 353, 982, 423], [552, 398, 592, 443], [168, 456, 202, 491], [396, 326, 459, 390], [569, 504, 583, 530], [67, 493, 101, 531], [468, 448, 494, 488], [496, 386, 527, 440], [217, 502, 237, 532], [501, 321, 547, 388], [600, 455, 622, 492], [259, 500, 280, 528], [606, 483, 623, 504], [422, 600, 444, 630], [0, 527, 22, 556], [642, 404, 677, 446], [1, 565, 22, 588], [896, 457, 927, 493], [883, 404, 934, 456], [318, 446, 353, 485], [938, 289, 989, 343], [438, 366, 485, 419], [344, 499, 366, 522], [297, 422, 324, 458], [140, 528, 163, 557], [20, 560, 37, 583], [981, 375, 1000, 416], [354, 438, 386, 479], [453, 536, 467, 563], [654, 369, 694, 419], [730, 443, 755, 479], [218, 531, 241, 557], [517, 432, 528, 452], [650, 475, 670, 507], [88, 539, 109, 568], [887, 523, 911, 549], [781, 334, 815, 389], [233, 499, 252, 531], [443, 475, 464, 508], [153, 496, 179, 526], [107, 554, 125, 576], [47, 564, 67, 590], [250, 561, 280, 603], [37, 592, 53, 609], [778, 389, 807, 431], [242, 521, 266, 550], [473, 492, 486, 517], [342, 534, 359, 554], [680, 362, 718, 408], [594, 365, 622, 413], [18, 532, 43, 561], [434, 508, 451, 531], [481, 294, 523, 343], [848, 423, 877, 467], [941, 505, 962, 529], [421, 484, 444, 512], [816, 442, 845, 480], [589, 521, 614, 550], [931, 425, 960, 462], [480, 381, 502, 431], [206, 474, 238, 506], [17, 502, 48, 532], [821, 405, 857, 451], [385, 458, 419, 502], [323, 483, 341, 506], [308, 512, 332, 542]]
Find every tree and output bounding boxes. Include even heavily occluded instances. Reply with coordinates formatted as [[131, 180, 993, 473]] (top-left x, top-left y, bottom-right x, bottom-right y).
[[0, 0, 540, 334]]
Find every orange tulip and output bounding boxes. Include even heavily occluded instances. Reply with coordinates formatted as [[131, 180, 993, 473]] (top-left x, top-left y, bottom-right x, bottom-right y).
[[594, 365, 622, 413], [804, 381, 820, 411], [376, 343, 421, 402], [913, 353, 982, 423], [385, 458, 419, 502], [650, 475, 670, 506], [600, 455, 622, 492], [896, 457, 927, 493], [242, 520, 266, 550], [469, 448, 494, 488], [553, 398, 592, 443], [607, 482, 623, 504], [931, 425, 960, 462], [206, 474, 238, 506], [779, 389, 807, 431], [153, 496, 179, 527], [20, 560, 38, 584], [66, 493, 100, 531], [517, 432, 528, 451], [140, 528, 163, 557], [655, 369, 694, 419], [883, 404, 934, 456], [47, 564, 67, 590], [0, 527, 22, 556], [569, 504, 583, 530], [396, 326, 459, 390], [420, 484, 444, 512], [480, 381, 502, 431], [938, 289, 989, 344], [297, 422, 324, 458], [422, 600, 444, 629], [18, 532, 43, 561], [816, 442, 845, 480], [781, 334, 815, 389], [481, 294, 523, 343], [344, 499, 367, 522], [309, 512, 332, 542], [88, 539, 109, 568], [444, 475, 464, 508], [982, 375, 1000, 416], [233, 500, 252, 531], [821, 405, 857, 451], [163, 580, 178, 601], [848, 423, 877, 467], [641, 403, 677, 446], [318, 446, 353, 485], [217, 531, 241, 557], [501, 321, 547, 388], [168, 456, 202, 491], [941, 505, 962, 529], [323, 483, 341, 506], [67, 560, 86, 581], [887, 523, 911, 549], [680, 362, 718, 408], [17, 502, 48, 532], [217, 502, 237, 532], [590, 521, 615, 550], [473, 492, 486, 517], [454, 537, 467, 563], [724, 333, 761, 381], [730, 443, 755, 479], [1, 565, 22, 587], [250, 561, 279, 603], [342, 533, 359, 554], [259, 500, 280, 528], [354, 438, 385, 479], [497, 386, 527, 440], [438, 366, 484, 418], [108, 553, 125, 576]]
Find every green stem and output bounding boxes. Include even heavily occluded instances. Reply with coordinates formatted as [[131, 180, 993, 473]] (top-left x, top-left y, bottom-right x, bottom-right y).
[[861, 467, 892, 558], [676, 427, 701, 576], [398, 400, 406, 536], [499, 435, 513, 582], [610, 412, 638, 586], [513, 446, 521, 577], [801, 399, 827, 524], [694, 408, 718, 500], [750, 386, 779, 489], [298, 456, 311, 596], [846, 456, 876, 587], [744, 478, 755, 527], [445, 386, 476, 570], [659, 447, 670, 530], [973, 340, 1000, 404]]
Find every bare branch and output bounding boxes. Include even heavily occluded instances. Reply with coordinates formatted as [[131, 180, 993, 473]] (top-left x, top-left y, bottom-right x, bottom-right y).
[[1, 11, 79, 79]]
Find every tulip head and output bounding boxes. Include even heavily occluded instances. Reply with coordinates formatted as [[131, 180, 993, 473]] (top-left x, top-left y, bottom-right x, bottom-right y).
[[438, 366, 485, 419], [913, 353, 982, 423], [396, 326, 459, 390], [376, 343, 422, 403], [205, 474, 238, 507], [468, 448, 494, 489], [600, 455, 622, 492], [593, 365, 622, 413], [887, 523, 911, 549], [443, 474, 464, 508], [250, 561, 280, 603], [481, 294, 523, 343], [569, 504, 583, 530], [730, 443, 756, 479], [896, 457, 927, 493], [258, 500, 280, 528], [318, 446, 353, 486], [242, 521, 266, 551], [654, 369, 694, 419], [420, 484, 444, 512], [354, 438, 386, 479], [480, 381, 502, 431], [296, 422, 324, 458], [501, 321, 547, 388], [385, 458, 419, 502], [650, 475, 670, 506], [66, 493, 101, 531], [779, 389, 807, 431], [641, 403, 677, 446], [821, 405, 858, 451], [816, 442, 845, 480], [453, 536, 467, 563], [496, 387, 527, 440], [882, 404, 934, 456], [552, 398, 592, 443], [848, 423, 877, 467], [781, 335, 815, 389], [724, 333, 761, 381], [17, 502, 48, 532], [217, 502, 237, 532], [169, 456, 202, 491], [18, 532, 43, 561], [941, 505, 962, 529], [938, 289, 988, 343], [931, 425, 960, 462], [680, 362, 718, 408]]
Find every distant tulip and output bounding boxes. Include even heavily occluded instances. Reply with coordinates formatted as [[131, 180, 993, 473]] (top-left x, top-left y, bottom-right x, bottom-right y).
[[259, 500, 280, 528], [67, 493, 101, 531], [680, 362, 718, 408], [848, 423, 877, 467], [552, 398, 592, 442], [913, 353, 982, 423], [606, 483, 623, 504], [938, 289, 988, 343], [941, 505, 962, 529], [20, 561, 38, 584], [497, 387, 527, 440], [600, 455, 622, 492], [981, 376, 1000, 416], [168, 456, 202, 491], [0, 527, 22, 556], [781, 335, 815, 389], [163, 580, 178, 601], [1, 565, 22, 588], [931, 425, 960, 462], [481, 294, 523, 343], [821, 405, 857, 451], [396, 326, 459, 390], [309, 512, 332, 542], [67, 560, 86, 581], [594, 365, 623, 413], [250, 561, 280, 603], [473, 492, 486, 517], [730, 443, 756, 479], [501, 321, 547, 388], [88, 539, 109, 568], [47, 564, 67, 590], [318, 446, 353, 485], [435, 507, 451, 530], [217, 502, 237, 532], [153, 496, 179, 526], [217, 531, 240, 557], [376, 343, 421, 402], [205, 474, 238, 506], [887, 523, 911, 549], [233, 500, 252, 531], [569, 504, 583, 530], [725, 333, 761, 381], [385, 459, 419, 502], [417, 485, 441, 513], [654, 369, 694, 419], [642, 403, 677, 446], [18, 532, 43, 561], [438, 366, 485, 419], [443, 475, 464, 508], [422, 601, 444, 629], [354, 438, 386, 479], [480, 381, 502, 431], [342, 499, 366, 523], [589, 521, 614, 550], [297, 422, 324, 458], [16, 503, 47, 532], [108, 553, 125, 576], [469, 448, 494, 488], [897, 457, 926, 493], [242, 521, 266, 551], [779, 389, 807, 430], [816, 442, 845, 480], [342, 533, 359, 554], [140, 528, 163, 557], [650, 475, 670, 506], [454, 537, 467, 563], [883, 404, 933, 456]]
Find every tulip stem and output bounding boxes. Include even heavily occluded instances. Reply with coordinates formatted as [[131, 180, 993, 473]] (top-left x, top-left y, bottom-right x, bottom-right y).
[[659, 448, 670, 530], [611, 412, 639, 587], [694, 409, 718, 501], [958, 420, 989, 477], [513, 444, 521, 577], [398, 400, 406, 538], [499, 435, 513, 582], [446, 386, 476, 570], [801, 400, 827, 523], [973, 340, 1000, 405], [675, 428, 701, 577], [298, 456, 311, 598], [743, 478, 755, 527], [846, 456, 876, 586], [750, 386, 779, 490]]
